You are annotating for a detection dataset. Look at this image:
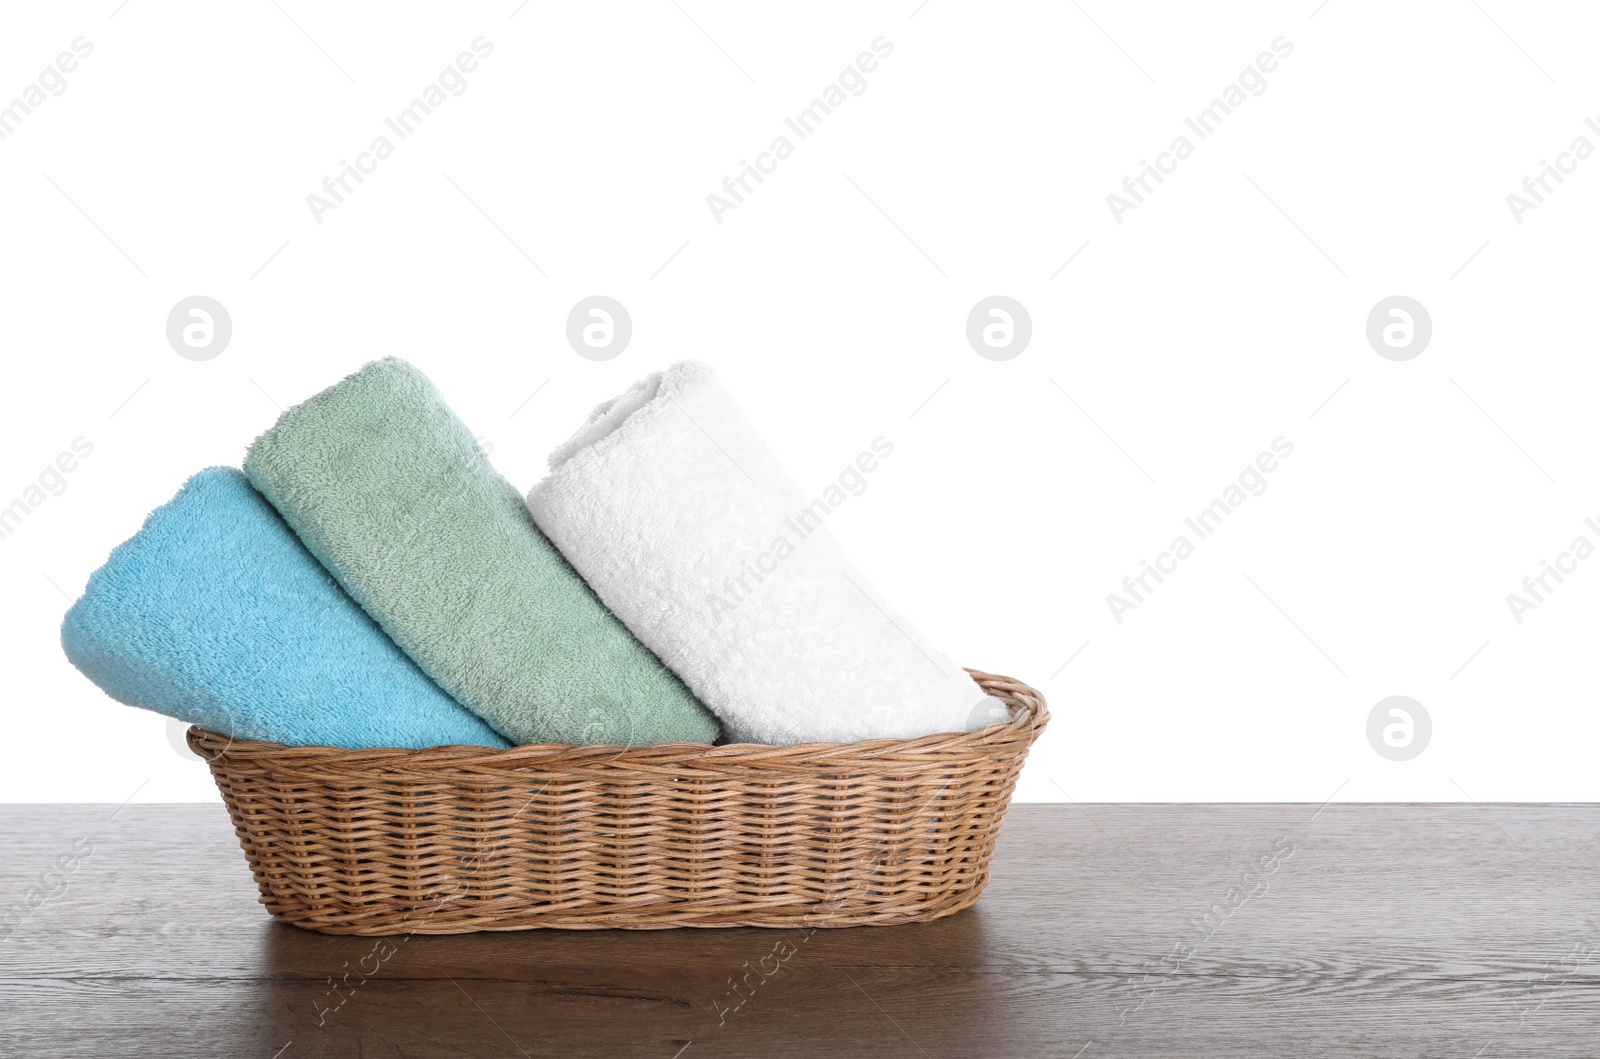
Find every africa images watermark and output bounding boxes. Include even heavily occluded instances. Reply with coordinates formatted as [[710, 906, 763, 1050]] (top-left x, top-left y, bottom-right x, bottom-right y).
[[0, 37, 94, 143], [1107, 437, 1294, 623], [0, 837, 94, 942], [1505, 116, 1600, 225], [710, 781, 954, 1028], [311, 839, 510, 1027], [306, 36, 495, 224], [1504, 515, 1600, 624], [705, 436, 894, 619], [0, 437, 95, 544], [1512, 917, 1600, 1026], [1116, 836, 1295, 1025], [311, 889, 457, 1026], [1107, 35, 1295, 223], [706, 36, 895, 223]]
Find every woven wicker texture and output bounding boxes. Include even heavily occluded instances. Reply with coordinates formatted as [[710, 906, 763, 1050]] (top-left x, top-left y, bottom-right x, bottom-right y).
[[189, 670, 1048, 934]]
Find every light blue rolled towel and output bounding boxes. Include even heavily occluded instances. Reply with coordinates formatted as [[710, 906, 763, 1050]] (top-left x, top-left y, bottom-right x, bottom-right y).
[[60, 467, 509, 749]]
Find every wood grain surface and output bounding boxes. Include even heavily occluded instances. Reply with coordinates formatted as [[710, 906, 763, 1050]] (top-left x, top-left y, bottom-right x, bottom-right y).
[[1, 802, 1596, 1057]]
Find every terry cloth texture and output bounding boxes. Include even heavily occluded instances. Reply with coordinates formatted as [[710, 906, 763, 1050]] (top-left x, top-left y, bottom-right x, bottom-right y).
[[243, 357, 719, 747], [60, 467, 509, 750], [527, 360, 1001, 746]]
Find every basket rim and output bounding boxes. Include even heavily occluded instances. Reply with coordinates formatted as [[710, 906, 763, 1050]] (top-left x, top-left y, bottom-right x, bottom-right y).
[[186, 668, 1048, 771]]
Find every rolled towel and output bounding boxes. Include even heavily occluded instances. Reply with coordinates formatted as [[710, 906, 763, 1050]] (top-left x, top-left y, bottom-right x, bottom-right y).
[[60, 468, 508, 750], [527, 361, 1001, 745], [243, 358, 719, 747]]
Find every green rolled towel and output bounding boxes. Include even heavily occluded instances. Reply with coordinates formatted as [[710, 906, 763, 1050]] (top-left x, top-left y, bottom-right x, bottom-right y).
[[243, 358, 719, 747]]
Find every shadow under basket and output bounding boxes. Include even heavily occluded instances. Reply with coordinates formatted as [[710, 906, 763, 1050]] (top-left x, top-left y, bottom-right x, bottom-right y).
[[188, 669, 1048, 934]]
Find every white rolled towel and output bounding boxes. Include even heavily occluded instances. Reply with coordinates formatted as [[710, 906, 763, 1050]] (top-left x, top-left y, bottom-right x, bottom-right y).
[[526, 361, 1002, 746]]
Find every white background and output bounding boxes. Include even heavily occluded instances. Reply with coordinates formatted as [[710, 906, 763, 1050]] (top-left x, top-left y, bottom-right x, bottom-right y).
[[2, 1, 1596, 805]]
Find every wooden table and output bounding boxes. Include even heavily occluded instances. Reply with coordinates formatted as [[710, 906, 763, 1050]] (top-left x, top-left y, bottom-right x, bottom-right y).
[[2, 803, 1595, 1057]]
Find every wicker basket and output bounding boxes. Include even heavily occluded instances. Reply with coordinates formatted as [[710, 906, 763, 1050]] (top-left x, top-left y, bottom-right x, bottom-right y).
[[188, 669, 1047, 934]]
